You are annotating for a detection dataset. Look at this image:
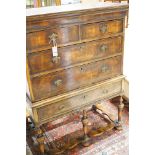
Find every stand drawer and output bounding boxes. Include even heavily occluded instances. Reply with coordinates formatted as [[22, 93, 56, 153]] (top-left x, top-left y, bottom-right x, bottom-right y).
[[36, 77, 123, 124]]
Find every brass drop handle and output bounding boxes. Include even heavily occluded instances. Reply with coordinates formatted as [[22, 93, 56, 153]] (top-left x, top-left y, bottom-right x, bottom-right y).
[[59, 105, 65, 110], [52, 56, 60, 64], [49, 33, 61, 64], [54, 79, 62, 87], [100, 44, 107, 52], [49, 33, 58, 45], [101, 64, 110, 72], [99, 23, 107, 33]]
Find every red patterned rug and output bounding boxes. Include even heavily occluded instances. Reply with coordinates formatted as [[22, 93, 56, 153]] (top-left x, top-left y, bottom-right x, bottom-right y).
[[42, 100, 129, 155]]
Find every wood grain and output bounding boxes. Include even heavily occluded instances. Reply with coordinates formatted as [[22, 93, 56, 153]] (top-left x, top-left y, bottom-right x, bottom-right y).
[[37, 77, 122, 124], [81, 20, 123, 40], [27, 36, 122, 74], [26, 3, 128, 126], [31, 56, 122, 101], [27, 25, 79, 52]]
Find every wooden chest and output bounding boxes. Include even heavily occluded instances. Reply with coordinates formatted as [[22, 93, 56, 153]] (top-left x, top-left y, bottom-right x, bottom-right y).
[[26, 2, 128, 126]]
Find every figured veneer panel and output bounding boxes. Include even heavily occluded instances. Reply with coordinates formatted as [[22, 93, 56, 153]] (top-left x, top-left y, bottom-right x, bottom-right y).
[[37, 79, 122, 122], [26, 25, 79, 52], [31, 56, 122, 101], [80, 20, 123, 40], [28, 36, 122, 74], [26, 3, 129, 126]]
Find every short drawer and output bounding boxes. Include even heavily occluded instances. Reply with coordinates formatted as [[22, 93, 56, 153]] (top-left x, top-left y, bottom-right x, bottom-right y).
[[31, 56, 122, 101], [37, 78, 122, 123], [80, 20, 123, 40], [27, 25, 79, 52], [28, 36, 122, 74]]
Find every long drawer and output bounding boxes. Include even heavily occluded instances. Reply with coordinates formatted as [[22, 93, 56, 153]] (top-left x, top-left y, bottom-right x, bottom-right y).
[[28, 36, 122, 74], [26, 19, 123, 53], [34, 76, 123, 124], [31, 55, 122, 101]]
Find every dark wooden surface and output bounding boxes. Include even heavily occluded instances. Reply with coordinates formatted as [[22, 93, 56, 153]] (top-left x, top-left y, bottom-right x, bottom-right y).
[[80, 20, 123, 40], [27, 25, 79, 52], [26, 3, 129, 154], [28, 36, 122, 74], [26, 2, 128, 125], [26, 19, 123, 53], [31, 56, 122, 101]]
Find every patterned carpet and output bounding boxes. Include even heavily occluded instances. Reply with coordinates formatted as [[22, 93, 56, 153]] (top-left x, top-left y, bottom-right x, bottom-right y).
[[42, 100, 129, 155]]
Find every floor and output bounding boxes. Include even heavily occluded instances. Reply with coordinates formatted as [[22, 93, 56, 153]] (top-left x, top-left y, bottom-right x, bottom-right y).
[[27, 99, 129, 155]]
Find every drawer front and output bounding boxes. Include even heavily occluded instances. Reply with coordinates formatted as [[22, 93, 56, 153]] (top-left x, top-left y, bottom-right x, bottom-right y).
[[28, 36, 122, 74], [31, 56, 122, 101], [27, 25, 79, 52], [81, 20, 123, 40], [37, 79, 122, 122]]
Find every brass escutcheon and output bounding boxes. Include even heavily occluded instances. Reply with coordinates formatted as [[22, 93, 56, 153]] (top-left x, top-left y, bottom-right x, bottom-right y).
[[99, 23, 107, 33], [100, 44, 107, 52], [103, 89, 108, 94], [54, 79, 62, 87], [101, 64, 109, 72], [59, 105, 65, 110]]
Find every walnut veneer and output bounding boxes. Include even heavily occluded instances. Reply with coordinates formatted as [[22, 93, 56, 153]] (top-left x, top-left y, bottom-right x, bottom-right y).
[[26, 2, 128, 154], [26, 2, 128, 155]]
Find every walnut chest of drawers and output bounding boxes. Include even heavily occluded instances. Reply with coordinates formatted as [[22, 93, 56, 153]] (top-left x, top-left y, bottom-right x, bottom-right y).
[[26, 2, 129, 126]]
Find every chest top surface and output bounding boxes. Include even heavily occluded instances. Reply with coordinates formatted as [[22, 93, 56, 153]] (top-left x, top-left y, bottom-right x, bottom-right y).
[[26, 2, 128, 18]]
